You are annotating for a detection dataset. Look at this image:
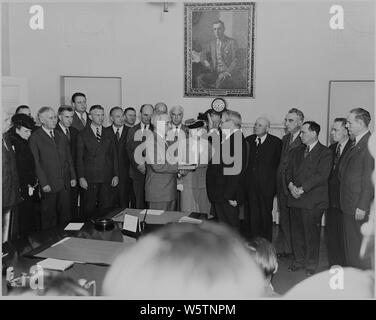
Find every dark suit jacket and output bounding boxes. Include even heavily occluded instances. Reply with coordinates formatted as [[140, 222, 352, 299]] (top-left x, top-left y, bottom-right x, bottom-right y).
[[286, 142, 332, 210], [126, 123, 154, 181], [77, 126, 119, 183], [55, 124, 79, 169], [71, 112, 91, 132], [206, 130, 247, 204], [339, 132, 374, 215], [103, 125, 130, 183], [277, 133, 303, 196], [2, 133, 20, 208], [29, 128, 76, 192], [246, 133, 282, 196], [328, 139, 351, 208]]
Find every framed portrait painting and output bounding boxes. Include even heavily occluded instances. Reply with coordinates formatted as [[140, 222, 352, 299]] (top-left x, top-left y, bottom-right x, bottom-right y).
[[184, 2, 256, 97]]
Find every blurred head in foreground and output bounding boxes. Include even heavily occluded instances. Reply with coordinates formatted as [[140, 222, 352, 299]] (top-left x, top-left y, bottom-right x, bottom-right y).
[[248, 237, 279, 297], [103, 222, 264, 299]]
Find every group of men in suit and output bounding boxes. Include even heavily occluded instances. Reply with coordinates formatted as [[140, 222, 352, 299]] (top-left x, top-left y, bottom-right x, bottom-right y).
[[3, 92, 373, 276], [260, 107, 374, 275], [25, 93, 139, 229]]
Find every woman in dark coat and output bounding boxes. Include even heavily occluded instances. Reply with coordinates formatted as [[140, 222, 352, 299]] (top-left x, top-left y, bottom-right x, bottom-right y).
[[8, 113, 39, 238]]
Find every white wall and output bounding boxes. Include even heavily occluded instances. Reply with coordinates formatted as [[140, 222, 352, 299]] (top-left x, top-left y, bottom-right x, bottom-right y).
[[5, 1, 374, 143]]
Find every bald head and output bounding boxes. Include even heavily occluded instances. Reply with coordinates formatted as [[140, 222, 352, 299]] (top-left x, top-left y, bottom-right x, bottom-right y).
[[155, 102, 168, 114], [254, 117, 270, 137]]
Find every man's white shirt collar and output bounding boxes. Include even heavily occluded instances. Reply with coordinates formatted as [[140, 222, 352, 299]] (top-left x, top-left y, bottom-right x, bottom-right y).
[[91, 124, 102, 135], [255, 133, 267, 145], [292, 130, 300, 142], [355, 130, 369, 145], [42, 126, 53, 137], [59, 122, 68, 134], [141, 123, 149, 131], [308, 140, 318, 152], [76, 111, 87, 120], [338, 138, 349, 154], [112, 125, 123, 136]]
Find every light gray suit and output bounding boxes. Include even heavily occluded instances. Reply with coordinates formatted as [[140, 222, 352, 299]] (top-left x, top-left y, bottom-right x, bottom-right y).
[[145, 132, 178, 210]]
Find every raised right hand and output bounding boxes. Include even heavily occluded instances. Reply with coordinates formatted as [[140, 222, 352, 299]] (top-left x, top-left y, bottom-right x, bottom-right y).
[[79, 178, 88, 190]]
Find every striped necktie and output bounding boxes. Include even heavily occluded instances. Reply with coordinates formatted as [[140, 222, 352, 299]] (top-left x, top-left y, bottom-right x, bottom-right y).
[[96, 127, 101, 142]]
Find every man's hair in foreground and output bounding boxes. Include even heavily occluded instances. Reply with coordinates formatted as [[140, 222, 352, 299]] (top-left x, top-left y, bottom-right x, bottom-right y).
[[89, 104, 104, 113], [124, 107, 136, 114], [58, 105, 74, 115], [37, 106, 54, 121], [103, 222, 264, 299], [248, 237, 278, 278], [288, 108, 305, 122], [303, 120, 320, 136], [222, 110, 242, 128], [350, 107, 371, 127], [71, 92, 86, 103]]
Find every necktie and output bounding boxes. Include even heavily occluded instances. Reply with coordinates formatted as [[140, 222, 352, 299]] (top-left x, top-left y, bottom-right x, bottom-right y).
[[304, 145, 310, 158], [349, 139, 356, 149], [289, 133, 294, 145], [96, 127, 101, 142], [116, 128, 120, 141], [333, 143, 341, 169], [65, 128, 71, 142], [81, 113, 86, 126], [256, 137, 261, 147], [174, 126, 179, 142], [50, 130, 55, 142]]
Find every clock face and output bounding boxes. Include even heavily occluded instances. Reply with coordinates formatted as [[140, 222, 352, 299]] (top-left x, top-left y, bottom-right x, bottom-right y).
[[211, 98, 226, 112]]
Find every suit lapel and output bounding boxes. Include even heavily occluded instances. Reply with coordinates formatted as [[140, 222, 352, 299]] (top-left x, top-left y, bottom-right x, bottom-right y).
[[343, 132, 370, 165], [296, 142, 320, 175]]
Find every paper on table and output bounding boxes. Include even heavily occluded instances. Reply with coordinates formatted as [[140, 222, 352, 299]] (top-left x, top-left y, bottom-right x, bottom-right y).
[[139, 209, 164, 216], [37, 258, 74, 271], [178, 216, 202, 224], [64, 223, 84, 231], [123, 214, 139, 233]]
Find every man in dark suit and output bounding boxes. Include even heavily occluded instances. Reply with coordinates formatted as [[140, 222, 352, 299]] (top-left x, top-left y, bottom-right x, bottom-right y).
[[276, 108, 304, 259], [286, 121, 332, 275], [104, 106, 130, 208], [245, 117, 282, 241], [126, 104, 154, 209], [339, 108, 374, 269], [29, 107, 76, 230], [77, 105, 119, 219], [326, 118, 351, 267], [56, 105, 80, 220], [207, 110, 247, 233], [71, 92, 91, 132]]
